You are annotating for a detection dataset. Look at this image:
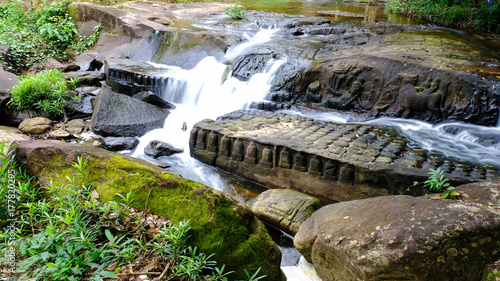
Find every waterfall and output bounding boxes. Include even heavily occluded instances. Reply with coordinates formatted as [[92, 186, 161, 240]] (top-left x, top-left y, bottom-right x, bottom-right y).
[[130, 28, 321, 281]]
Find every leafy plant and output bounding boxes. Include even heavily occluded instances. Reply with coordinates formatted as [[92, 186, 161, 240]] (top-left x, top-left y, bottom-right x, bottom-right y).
[[8, 69, 76, 117], [413, 167, 459, 199], [224, 4, 247, 20], [237, 267, 267, 281]]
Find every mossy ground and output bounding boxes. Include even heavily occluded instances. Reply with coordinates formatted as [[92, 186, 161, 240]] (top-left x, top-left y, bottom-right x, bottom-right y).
[[37, 152, 281, 280]]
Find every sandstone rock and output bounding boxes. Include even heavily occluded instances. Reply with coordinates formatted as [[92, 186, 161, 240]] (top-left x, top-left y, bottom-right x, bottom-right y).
[[105, 59, 171, 96], [294, 188, 500, 281], [49, 128, 71, 139], [133, 91, 175, 109], [231, 48, 276, 81], [66, 119, 87, 135], [74, 53, 103, 72], [144, 140, 183, 158], [18, 117, 52, 134], [91, 87, 170, 137], [64, 71, 105, 87], [298, 55, 500, 126], [67, 93, 94, 119], [0, 126, 29, 154], [102, 137, 139, 151], [12, 140, 283, 280], [190, 110, 496, 203], [250, 189, 322, 235]]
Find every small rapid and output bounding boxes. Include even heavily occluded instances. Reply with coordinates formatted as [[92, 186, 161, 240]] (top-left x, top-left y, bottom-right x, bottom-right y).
[[131, 29, 321, 280], [130, 27, 500, 281], [283, 108, 500, 168]]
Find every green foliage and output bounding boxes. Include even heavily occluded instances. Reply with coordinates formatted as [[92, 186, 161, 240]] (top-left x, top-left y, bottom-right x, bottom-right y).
[[0, 0, 100, 73], [9, 69, 76, 117], [225, 4, 247, 20], [0, 149, 264, 280], [385, 0, 500, 32], [34, 0, 79, 52], [237, 267, 267, 281], [413, 167, 460, 199]]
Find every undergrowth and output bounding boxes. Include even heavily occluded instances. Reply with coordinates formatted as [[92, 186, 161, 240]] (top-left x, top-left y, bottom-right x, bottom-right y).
[[385, 0, 500, 32], [0, 141, 266, 280], [0, 0, 101, 74]]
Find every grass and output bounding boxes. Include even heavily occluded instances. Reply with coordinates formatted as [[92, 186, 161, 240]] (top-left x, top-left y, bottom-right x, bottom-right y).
[[386, 0, 500, 32]]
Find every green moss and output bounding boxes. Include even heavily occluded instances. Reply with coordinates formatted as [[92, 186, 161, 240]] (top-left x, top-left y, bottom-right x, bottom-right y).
[[37, 151, 282, 280]]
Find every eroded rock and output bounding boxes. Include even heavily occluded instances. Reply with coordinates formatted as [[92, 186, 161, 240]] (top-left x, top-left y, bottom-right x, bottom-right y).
[[294, 182, 500, 281], [250, 189, 322, 235], [190, 110, 499, 203], [297, 55, 500, 126]]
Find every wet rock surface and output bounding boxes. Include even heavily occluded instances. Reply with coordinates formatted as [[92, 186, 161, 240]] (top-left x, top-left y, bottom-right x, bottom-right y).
[[105, 59, 173, 96], [144, 140, 184, 158], [190, 110, 499, 203], [297, 55, 500, 126], [91, 86, 170, 137], [250, 189, 322, 235], [102, 137, 139, 151], [133, 91, 175, 109], [294, 182, 500, 281]]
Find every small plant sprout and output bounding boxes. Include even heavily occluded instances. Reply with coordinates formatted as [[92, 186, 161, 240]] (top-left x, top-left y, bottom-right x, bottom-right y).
[[413, 167, 460, 199]]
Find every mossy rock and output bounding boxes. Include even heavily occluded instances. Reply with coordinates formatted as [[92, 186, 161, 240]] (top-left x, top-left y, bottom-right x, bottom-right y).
[[13, 140, 283, 280]]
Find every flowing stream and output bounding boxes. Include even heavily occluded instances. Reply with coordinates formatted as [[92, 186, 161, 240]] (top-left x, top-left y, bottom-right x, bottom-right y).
[[129, 21, 500, 281], [130, 29, 322, 280]]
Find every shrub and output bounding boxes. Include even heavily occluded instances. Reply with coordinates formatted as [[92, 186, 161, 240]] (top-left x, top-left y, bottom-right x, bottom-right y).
[[8, 69, 76, 117], [225, 4, 247, 20], [0, 0, 100, 73]]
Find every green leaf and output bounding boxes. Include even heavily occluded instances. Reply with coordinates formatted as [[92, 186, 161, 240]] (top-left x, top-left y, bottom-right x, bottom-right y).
[[99, 270, 119, 278], [441, 192, 449, 199], [105, 229, 114, 243], [45, 262, 58, 268], [450, 191, 460, 196], [488, 272, 493, 280], [41, 252, 51, 261]]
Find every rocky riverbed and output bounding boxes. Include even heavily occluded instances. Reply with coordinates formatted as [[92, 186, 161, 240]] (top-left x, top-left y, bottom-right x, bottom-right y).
[[1, 1, 500, 280]]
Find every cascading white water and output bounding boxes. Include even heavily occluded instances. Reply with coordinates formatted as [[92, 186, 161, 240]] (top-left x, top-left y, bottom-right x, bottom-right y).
[[131, 29, 321, 281], [283, 108, 500, 168]]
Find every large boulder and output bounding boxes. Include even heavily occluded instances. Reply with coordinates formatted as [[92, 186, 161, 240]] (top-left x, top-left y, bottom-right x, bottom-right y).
[[12, 140, 284, 281], [294, 183, 500, 281], [91, 86, 170, 137], [297, 55, 500, 126], [250, 189, 322, 235]]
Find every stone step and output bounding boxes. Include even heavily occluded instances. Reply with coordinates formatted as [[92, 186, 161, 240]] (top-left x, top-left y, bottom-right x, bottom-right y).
[[190, 110, 500, 203], [105, 59, 175, 96]]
